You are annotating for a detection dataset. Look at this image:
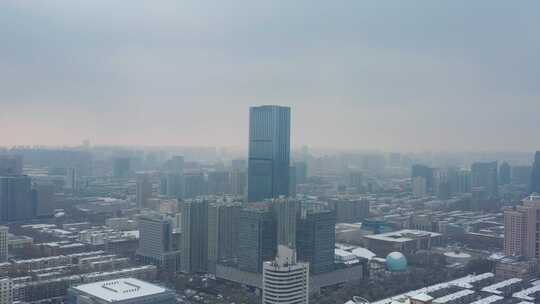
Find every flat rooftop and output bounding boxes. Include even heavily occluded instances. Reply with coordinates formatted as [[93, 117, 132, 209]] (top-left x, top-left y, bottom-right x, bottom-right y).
[[365, 229, 442, 243], [72, 277, 167, 302]]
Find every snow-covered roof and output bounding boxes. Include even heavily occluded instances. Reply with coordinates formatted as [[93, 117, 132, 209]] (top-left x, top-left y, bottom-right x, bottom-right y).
[[72, 278, 168, 302]]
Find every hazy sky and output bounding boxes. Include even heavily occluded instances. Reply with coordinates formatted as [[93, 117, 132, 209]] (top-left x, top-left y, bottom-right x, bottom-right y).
[[1, 1, 539, 151]]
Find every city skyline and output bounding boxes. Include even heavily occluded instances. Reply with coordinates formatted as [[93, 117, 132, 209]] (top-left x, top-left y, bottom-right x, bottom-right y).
[[1, 1, 539, 151]]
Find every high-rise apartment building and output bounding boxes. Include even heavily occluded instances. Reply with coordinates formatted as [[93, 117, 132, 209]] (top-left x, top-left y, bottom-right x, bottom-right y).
[[0, 277, 13, 304], [0, 226, 8, 263], [530, 151, 540, 194], [179, 198, 208, 273], [328, 197, 369, 223], [504, 194, 540, 258], [238, 205, 277, 273], [0, 175, 33, 223], [297, 208, 335, 274], [247, 105, 291, 202], [136, 173, 152, 209], [262, 245, 309, 304], [471, 161, 498, 198], [207, 202, 241, 273]]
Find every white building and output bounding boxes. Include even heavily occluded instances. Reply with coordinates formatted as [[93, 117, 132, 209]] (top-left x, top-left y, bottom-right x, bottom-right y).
[[0, 278, 13, 304], [263, 245, 309, 304], [0, 226, 8, 263], [67, 277, 175, 304]]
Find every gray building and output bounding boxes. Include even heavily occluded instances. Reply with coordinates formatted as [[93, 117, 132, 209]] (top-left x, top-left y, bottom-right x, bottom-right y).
[[207, 201, 241, 273], [238, 205, 276, 273], [136, 173, 152, 209], [247, 105, 291, 202], [531, 151, 540, 194], [297, 208, 336, 274], [180, 198, 208, 273], [0, 175, 33, 223], [471, 161, 498, 198], [183, 172, 206, 199], [0, 155, 23, 176], [136, 215, 179, 272], [273, 198, 299, 249]]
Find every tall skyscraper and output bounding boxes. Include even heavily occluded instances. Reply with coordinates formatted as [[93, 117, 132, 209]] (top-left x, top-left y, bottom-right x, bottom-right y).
[[136, 173, 152, 209], [136, 214, 180, 271], [0, 175, 33, 223], [0, 226, 8, 263], [412, 177, 427, 197], [297, 208, 335, 274], [530, 151, 540, 194], [207, 201, 241, 273], [471, 161, 498, 198], [503, 194, 540, 258], [262, 245, 309, 304], [294, 161, 308, 185], [179, 198, 209, 273], [499, 162, 511, 185], [247, 105, 291, 202], [238, 205, 277, 273]]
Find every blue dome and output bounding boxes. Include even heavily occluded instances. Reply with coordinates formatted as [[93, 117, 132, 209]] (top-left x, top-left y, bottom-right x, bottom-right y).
[[386, 252, 407, 272]]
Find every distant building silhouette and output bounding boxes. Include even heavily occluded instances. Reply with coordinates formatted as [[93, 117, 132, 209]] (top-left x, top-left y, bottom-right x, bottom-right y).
[[499, 162, 511, 185], [530, 151, 540, 194], [471, 161, 498, 198]]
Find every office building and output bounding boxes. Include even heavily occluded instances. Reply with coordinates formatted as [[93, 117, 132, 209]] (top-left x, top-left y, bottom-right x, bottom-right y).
[[0, 278, 13, 304], [294, 161, 308, 185], [247, 105, 291, 202], [455, 169, 472, 193], [66, 167, 79, 193], [230, 169, 246, 197], [471, 161, 498, 198], [289, 165, 297, 196], [179, 198, 208, 273], [297, 208, 335, 274], [0, 226, 7, 263], [0, 155, 22, 176], [67, 278, 175, 304], [412, 164, 434, 194], [207, 171, 230, 195], [499, 162, 511, 185], [238, 205, 277, 273], [183, 172, 206, 199], [504, 194, 540, 259], [169, 155, 184, 173], [165, 173, 183, 199], [136, 173, 152, 209], [273, 198, 299, 249], [32, 182, 56, 217], [136, 215, 179, 271], [513, 166, 532, 186], [207, 202, 241, 273], [0, 175, 33, 222], [262, 245, 309, 304], [348, 170, 363, 193], [364, 229, 442, 256], [328, 197, 369, 223], [530, 151, 540, 194], [113, 158, 130, 178], [412, 177, 427, 197]]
